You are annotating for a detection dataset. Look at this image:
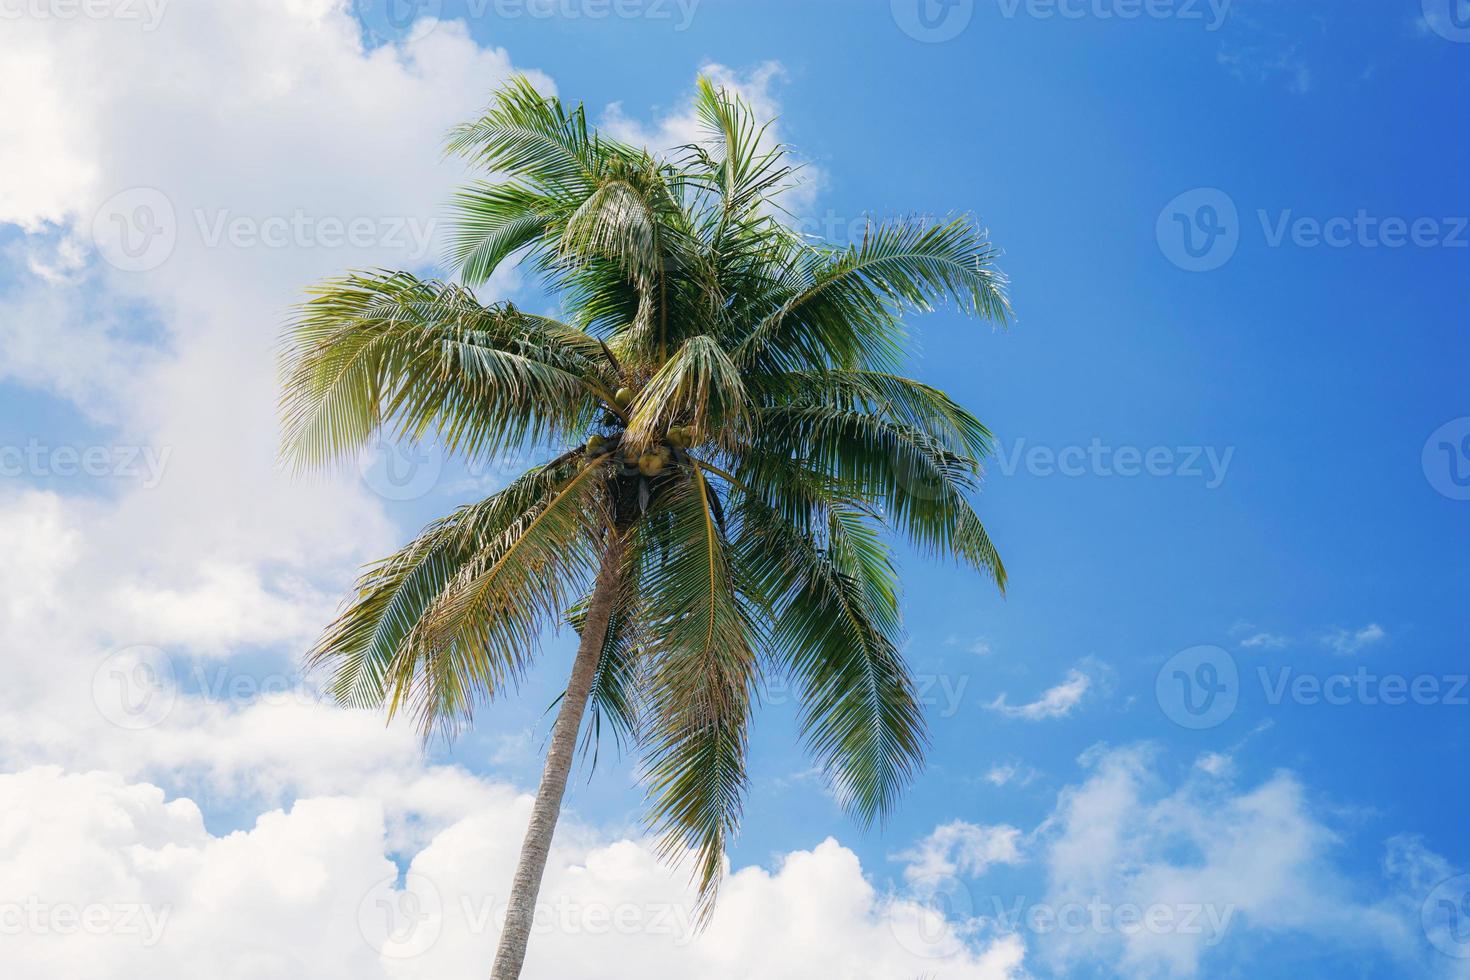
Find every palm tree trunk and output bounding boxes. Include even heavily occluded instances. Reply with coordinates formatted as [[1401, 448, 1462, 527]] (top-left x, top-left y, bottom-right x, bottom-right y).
[[489, 529, 624, 980]]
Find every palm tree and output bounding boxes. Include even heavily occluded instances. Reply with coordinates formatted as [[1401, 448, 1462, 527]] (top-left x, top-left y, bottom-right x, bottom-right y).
[[280, 76, 1009, 979]]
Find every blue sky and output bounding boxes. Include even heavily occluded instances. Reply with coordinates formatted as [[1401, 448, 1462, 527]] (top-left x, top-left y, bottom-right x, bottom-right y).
[[2, 1, 1469, 977], [435, 0, 1470, 946]]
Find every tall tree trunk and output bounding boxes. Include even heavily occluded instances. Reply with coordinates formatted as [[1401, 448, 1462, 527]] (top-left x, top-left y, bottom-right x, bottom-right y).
[[489, 529, 624, 980]]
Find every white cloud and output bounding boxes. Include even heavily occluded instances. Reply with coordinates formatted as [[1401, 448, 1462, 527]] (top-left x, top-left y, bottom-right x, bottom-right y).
[[987, 669, 1091, 721], [1034, 745, 1420, 977], [1239, 631, 1288, 650], [0, 766, 1027, 980], [0, 8, 1029, 977], [0, 0, 561, 775], [1322, 623, 1386, 655], [897, 821, 1025, 888]]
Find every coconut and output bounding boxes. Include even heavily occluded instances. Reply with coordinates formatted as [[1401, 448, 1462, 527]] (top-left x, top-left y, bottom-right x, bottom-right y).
[[614, 387, 634, 408], [585, 434, 606, 455], [638, 452, 666, 477]]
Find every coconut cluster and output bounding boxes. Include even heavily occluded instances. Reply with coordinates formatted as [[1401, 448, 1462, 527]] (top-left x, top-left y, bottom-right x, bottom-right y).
[[583, 388, 696, 478]]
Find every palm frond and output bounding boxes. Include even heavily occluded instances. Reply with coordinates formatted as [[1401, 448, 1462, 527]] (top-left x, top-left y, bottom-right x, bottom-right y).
[[444, 75, 605, 197], [279, 271, 614, 471], [306, 459, 592, 731], [736, 499, 925, 825], [639, 468, 756, 914], [624, 335, 748, 452], [444, 181, 558, 285], [737, 216, 1010, 374], [751, 403, 1006, 589]]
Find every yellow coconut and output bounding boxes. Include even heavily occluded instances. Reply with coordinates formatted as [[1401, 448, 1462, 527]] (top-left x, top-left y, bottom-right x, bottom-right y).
[[638, 452, 666, 477]]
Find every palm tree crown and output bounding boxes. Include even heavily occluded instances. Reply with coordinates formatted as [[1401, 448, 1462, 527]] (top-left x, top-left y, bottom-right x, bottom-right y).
[[280, 76, 1009, 929]]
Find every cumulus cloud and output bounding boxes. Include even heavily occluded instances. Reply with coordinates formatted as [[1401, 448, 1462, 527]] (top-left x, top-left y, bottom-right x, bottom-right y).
[[881, 745, 1450, 978], [0, 7, 1030, 977], [0, 767, 1027, 980], [0, 6, 1452, 980], [897, 821, 1025, 888], [1034, 745, 1420, 977], [987, 669, 1091, 721]]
